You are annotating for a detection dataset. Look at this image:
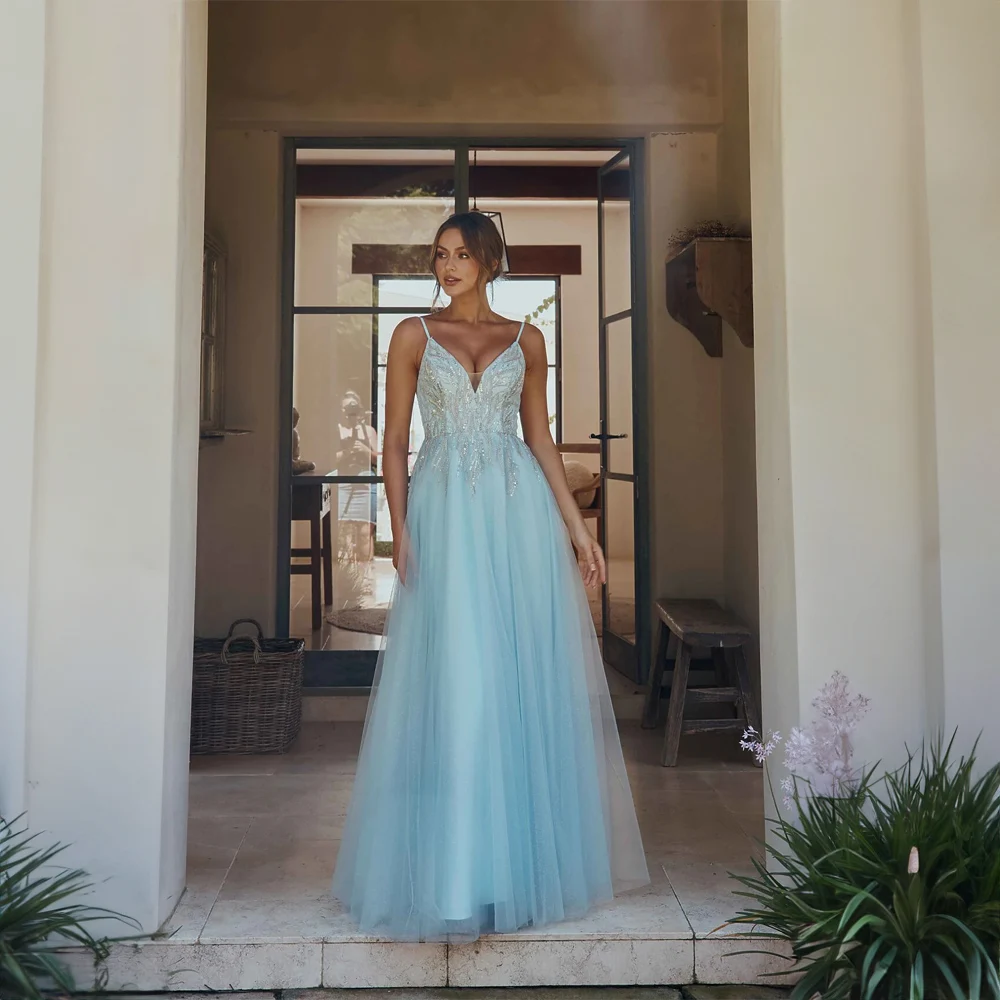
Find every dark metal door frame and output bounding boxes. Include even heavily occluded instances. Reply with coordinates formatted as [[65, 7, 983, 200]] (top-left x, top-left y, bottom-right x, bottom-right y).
[[595, 148, 651, 686], [278, 136, 650, 689]]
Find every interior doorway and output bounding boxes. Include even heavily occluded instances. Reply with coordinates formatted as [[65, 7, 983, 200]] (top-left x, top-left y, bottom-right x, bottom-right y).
[[277, 140, 650, 688]]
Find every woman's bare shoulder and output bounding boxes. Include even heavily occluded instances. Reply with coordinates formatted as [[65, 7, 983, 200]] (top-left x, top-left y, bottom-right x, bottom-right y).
[[388, 316, 428, 359], [518, 322, 547, 362]]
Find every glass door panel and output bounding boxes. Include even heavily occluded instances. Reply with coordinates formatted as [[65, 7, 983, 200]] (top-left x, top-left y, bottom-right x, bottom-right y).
[[600, 155, 633, 319], [284, 148, 455, 660], [596, 148, 647, 683], [605, 315, 633, 475], [293, 149, 456, 308], [604, 477, 636, 643]]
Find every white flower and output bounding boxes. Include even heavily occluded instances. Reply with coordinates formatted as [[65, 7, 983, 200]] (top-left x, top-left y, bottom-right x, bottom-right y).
[[777, 673, 870, 808], [780, 775, 795, 810], [813, 671, 870, 736], [740, 726, 782, 764], [908, 846, 920, 874]]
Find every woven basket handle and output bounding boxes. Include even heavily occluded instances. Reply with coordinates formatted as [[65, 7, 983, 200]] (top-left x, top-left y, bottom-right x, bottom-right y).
[[220, 618, 264, 665]]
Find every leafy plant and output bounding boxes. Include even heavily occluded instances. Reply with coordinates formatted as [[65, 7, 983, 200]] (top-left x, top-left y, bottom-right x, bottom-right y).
[[667, 219, 750, 253], [0, 813, 140, 999], [524, 292, 557, 329], [729, 735, 1000, 999]]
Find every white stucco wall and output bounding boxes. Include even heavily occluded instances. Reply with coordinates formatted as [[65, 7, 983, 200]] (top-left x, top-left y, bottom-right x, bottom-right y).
[[916, 0, 1000, 764], [0, 0, 46, 820], [10, 0, 207, 932], [196, 128, 282, 636], [648, 132, 725, 603], [750, 0, 929, 776], [748, 0, 1000, 792]]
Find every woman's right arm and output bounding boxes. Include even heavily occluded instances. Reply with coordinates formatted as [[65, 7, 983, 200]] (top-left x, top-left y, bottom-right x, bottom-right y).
[[382, 318, 423, 576]]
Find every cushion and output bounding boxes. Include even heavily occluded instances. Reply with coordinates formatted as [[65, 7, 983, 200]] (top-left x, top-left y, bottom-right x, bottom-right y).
[[563, 459, 598, 509]]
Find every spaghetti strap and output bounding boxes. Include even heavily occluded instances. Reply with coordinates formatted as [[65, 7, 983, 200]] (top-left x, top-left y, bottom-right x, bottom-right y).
[[515, 320, 525, 344], [419, 316, 431, 340]]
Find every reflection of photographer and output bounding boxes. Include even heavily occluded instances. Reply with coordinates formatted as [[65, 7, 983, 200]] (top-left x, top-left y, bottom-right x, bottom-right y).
[[335, 391, 379, 561]]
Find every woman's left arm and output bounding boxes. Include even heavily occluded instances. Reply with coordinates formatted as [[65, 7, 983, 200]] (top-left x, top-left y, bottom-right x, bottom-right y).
[[519, 324, 606, 589]]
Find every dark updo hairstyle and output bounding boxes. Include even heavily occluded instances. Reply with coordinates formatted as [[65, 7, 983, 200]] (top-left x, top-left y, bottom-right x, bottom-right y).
[[429, 212, 507, 308]]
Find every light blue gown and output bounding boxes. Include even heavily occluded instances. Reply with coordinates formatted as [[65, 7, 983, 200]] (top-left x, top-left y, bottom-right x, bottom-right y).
[[331, 317, 649, 941]]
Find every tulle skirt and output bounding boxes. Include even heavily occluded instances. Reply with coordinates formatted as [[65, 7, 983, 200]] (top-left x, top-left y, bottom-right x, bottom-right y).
[[330, 433, 649, 941]]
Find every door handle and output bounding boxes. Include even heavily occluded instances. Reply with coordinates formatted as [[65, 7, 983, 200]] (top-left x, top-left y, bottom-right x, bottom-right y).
[[590, 432, 628, 440]]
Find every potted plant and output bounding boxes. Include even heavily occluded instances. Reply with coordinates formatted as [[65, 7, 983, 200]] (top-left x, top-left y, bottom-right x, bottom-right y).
[[0, 813, 140, 999], [729, 674, 1000, 999]]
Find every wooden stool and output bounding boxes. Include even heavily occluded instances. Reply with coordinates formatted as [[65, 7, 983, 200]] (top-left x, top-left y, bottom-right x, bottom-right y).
[[641, 598, 761, 767]]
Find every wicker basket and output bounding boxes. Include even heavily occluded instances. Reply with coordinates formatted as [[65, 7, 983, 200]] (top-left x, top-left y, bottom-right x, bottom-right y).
[[191, 619, 304, 755]]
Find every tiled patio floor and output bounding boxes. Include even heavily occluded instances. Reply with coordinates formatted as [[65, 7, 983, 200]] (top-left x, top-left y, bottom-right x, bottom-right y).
[[83, 718, 795, 992]]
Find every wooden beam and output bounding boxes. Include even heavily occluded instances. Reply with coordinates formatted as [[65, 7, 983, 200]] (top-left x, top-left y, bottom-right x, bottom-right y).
[[352, 244, 581, 276], [298, 164, 629, 201], [506, 245, 581, 275]]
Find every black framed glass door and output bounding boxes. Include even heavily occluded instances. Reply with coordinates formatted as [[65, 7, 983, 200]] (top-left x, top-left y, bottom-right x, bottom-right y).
[[279, 138, 649, 688], [595, 148, 651, 685]]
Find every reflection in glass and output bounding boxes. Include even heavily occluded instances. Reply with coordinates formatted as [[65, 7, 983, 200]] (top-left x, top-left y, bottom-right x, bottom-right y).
[[600, 155, 632, 319], [293, 314, 378, 477], [293, 146, 455, 308], [604, 476, 636, 643], [605, 315, 633, 474], [289, 180, 564, 651]]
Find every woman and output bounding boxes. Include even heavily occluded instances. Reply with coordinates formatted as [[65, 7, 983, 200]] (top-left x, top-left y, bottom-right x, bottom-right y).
[[331, 213, 649, 941]]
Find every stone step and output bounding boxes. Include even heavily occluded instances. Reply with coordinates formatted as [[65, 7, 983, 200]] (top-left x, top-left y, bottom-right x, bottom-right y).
[[65, 933, 795, 993], [106, 991, 686, 1000]]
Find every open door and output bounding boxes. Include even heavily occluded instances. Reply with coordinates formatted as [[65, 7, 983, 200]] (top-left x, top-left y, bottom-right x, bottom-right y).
[[595, 148, 651, 684]]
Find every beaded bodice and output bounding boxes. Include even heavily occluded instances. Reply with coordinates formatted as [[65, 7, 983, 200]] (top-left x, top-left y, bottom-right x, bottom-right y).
[[411, 318, 529, 493]]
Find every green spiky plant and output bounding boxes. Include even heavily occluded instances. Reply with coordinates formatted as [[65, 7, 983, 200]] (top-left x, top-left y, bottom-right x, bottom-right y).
[[0, 813, 140, 999], [729, 735, 1000, 1000]]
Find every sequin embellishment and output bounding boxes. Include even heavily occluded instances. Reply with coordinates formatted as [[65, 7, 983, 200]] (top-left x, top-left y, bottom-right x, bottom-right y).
[[410, 334, 541, 495]]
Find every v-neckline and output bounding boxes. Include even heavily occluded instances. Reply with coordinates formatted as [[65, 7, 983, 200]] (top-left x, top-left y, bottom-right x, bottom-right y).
[[427, 336, 521, 394]]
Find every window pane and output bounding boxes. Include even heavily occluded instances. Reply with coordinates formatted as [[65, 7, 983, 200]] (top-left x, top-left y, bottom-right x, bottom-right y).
[[606, 315, 632, 474], [600, 155, 632, 318], [376, 279, 438, 361], [491, 278, 557, 358], [293, 314, 378, 478], [604, 477, 636, 643], [294, 147, 455, 308]]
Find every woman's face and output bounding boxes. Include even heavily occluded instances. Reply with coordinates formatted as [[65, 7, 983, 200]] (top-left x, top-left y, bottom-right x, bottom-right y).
[[434, 228, 482, 297]]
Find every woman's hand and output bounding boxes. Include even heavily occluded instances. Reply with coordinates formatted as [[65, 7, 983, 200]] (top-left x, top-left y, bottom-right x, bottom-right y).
[[571, 525, 606, 589], [392, 527, 413, 586]]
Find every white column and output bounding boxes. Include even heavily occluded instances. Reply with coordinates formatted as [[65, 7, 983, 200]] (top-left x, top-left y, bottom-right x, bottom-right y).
[[0, 0, 46, 820], [748, 0, 932, 781], [25, 0, 207, 931], [916, 0, 1000, 764]]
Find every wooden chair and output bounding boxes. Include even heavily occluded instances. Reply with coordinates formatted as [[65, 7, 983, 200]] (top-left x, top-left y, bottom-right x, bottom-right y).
[[290, 482, 333, 631], [641, 598, 761, 766], [556, 442, 602, 539]]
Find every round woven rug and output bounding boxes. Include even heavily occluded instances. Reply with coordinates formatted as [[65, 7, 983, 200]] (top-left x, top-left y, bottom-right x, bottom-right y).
[[327, 596, 635, 637], [326, 607, 388, 634]]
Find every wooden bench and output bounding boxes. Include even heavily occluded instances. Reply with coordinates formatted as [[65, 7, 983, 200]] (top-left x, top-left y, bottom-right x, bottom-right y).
[[641, 598, 761, 767]]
